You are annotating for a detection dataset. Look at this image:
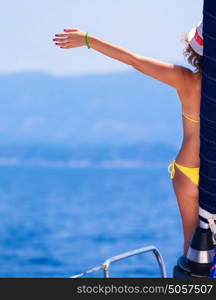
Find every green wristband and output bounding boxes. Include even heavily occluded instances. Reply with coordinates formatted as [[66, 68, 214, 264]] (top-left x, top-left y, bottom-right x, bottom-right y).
[[85, 32, 91, 49]]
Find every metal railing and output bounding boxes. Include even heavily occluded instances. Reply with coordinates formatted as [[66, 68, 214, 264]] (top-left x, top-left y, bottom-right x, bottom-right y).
[[70, 245, 167, 278]]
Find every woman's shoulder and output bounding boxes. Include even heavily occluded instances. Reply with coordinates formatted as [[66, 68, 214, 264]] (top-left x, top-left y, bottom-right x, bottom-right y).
[[176, 67, 201, 103], [178, 66, 201, 91]]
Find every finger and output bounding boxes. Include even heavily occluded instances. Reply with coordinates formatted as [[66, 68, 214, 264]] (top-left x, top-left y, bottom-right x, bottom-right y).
[[60, 45, 75, 49], [55, 42, 71, 46], [55, 33, 69, 37], [53, 38, 69, 42], [64, 29, 78, 32]]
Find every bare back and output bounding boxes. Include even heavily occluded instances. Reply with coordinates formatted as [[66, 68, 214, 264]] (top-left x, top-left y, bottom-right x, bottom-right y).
[[175, 70, 202, 167]]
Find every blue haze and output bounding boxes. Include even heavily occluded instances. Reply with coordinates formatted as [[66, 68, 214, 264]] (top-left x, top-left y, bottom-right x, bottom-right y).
[[0, 71, 182, 147]]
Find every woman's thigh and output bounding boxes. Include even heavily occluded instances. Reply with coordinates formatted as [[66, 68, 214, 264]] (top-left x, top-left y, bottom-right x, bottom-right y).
[[172, 165, 199, 253], [172, 165, 199, 225]]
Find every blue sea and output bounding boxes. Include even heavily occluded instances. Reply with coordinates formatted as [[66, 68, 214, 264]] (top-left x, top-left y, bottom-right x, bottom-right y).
[[0, 144, 182, 278]]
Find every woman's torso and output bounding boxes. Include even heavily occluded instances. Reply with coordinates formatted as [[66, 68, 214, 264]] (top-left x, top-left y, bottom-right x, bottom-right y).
[[175, 70, 201, 167]]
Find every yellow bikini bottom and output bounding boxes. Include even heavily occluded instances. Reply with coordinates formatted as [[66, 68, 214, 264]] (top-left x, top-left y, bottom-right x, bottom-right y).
[[168, 160, 199, 186]]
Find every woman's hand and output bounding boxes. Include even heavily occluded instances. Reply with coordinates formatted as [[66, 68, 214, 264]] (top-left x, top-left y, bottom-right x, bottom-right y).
[[53, 29, 136, 68], [53, 28, 86, 49]]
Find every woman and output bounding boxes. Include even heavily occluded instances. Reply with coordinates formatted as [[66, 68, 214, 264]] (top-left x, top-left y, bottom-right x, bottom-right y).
[[53, 21, 203, 255]]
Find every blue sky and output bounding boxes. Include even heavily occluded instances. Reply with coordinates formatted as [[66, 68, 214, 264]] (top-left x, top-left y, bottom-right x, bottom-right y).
[[1, 0, 203, 76]]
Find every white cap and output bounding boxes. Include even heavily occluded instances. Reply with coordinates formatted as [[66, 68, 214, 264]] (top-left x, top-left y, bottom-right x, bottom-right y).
[[188, 20, 203, 56]]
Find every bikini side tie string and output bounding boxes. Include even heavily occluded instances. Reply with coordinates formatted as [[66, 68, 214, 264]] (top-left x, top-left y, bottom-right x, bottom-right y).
[[168, 160, 175, 179]]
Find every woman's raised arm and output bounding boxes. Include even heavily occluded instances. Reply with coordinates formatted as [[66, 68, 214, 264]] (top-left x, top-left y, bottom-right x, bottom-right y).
[[53, 28, 190, 90]]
